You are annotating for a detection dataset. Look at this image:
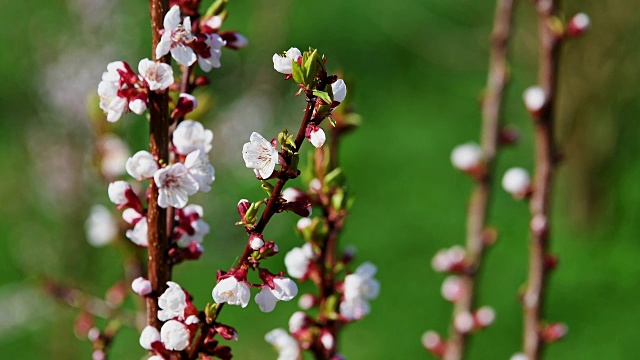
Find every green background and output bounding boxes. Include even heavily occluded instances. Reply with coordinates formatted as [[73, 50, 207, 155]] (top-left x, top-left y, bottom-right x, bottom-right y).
[[1, 0, 639, 358]]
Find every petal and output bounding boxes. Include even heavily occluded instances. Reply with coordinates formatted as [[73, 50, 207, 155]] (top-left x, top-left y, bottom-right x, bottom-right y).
[[156, 35, 172, 59], [171, 45, 197, 66], [164, 5, 181, 31]]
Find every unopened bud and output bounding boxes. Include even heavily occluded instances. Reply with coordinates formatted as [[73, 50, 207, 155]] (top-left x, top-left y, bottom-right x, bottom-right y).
[[220, 31, 249, 50], [297, 217, 312, 231], [510, 353, 529, 360], [306, 124, 326, 148], [502, 167, 531, 198], [499, 125, 520, 145], [541, 322, 568, 342], [454, 311, 475, 333], [451, 142, 483, 172], [309, 178, 322, 192], [195, 76, 210, 87], [566, 13, 590, 37], [214, 324, 239, 341], [237, 199, 250, 219], [441, 276, 465, 302], [421, 331, 446, 357], [171, 93, 198, 119], [249, 234, 265, 250], [523, 86, 546, 116], [474, 306, 495, 328], [530, 214, 548, 236], [131, 277, 152, 297], [544, 254, 559, 270], [298, 293, 316, 310], [320, 330, 334, 351]]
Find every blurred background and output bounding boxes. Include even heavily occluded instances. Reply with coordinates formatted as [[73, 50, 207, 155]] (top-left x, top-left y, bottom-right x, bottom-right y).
[[1, 0, 639, 358]]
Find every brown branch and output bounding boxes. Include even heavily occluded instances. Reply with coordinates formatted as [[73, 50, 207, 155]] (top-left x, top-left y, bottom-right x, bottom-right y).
[[522, 0, 562, 358], [443, 0, 515, 359], [147, 0, 172, 330]]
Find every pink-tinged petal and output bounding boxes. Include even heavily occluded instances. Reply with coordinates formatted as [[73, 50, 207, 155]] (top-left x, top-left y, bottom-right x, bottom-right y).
[[155, 35, 172, 59]]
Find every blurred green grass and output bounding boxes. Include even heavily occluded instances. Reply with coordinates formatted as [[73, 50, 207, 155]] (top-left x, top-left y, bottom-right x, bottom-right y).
[[1, 0, 640, 359]]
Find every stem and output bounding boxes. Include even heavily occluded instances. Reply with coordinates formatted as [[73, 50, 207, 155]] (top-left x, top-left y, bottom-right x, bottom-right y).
[[147, 0, 172, 330], [523, 0, 561, 358], [443, 0, 515, 359]]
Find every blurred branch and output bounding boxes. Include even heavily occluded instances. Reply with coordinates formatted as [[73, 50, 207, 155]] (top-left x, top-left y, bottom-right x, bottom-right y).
[[522, 0, 562, 358], [443, 0, 515, 359]]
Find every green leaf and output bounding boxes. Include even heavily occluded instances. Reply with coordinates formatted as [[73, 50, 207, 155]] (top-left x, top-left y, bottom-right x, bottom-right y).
[[261, 181, 275, 196], [204, 0, 228, 17], [313, 90, 332, 105], [292, 61, 305, 85], [324, 167, 345, 188], [303, 49, 319, 86], [328, 117, 337, 127]]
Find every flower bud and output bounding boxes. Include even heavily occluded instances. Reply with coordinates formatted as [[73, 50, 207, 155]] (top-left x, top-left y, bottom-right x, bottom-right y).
[[296, 217, 312, 231], [92, 350, 106, 360], [297, 293, 315, 310], [306, 124, 326, 148], [523, 86, 546, 116], [139, 325, 161, 350], [249, 234, 265, 250], [441, 276, 465, 302], [171, 93, 198, 119], [237, 199, 251, 219], [454, 311, 475, 333], [214, 324, 239, 341], [566, 13, 590, 37], [421, 331, 446, 357], [220, 31, 249, 50], [510, 353, 529, 360], [530, 214, 548, 236], [320, 330, 334, 351], [502, 167, 531, 198], [541, 322, 568, 342], [474, 306, 495, 328], [309, 178, 322, 192], [108, 181, 131, 206], [131, 277, 152, 297], [451, 142, 483, 172]]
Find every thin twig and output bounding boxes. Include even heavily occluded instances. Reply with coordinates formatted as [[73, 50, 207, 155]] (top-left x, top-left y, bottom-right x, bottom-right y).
[[443, 0, 515, 359], [147, 0, 172, 330], [522, 0, 561, 358]]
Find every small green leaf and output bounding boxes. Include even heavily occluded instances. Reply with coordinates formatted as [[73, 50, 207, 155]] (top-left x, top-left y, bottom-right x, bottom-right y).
[[328, 117, 337, 127], [304, 49, 319, 85], [204, 0, 228, 17], [261, 181, 275, 196], [324, 167, 345, 188], [292, 61, 305, 85], [313, 90, 332, 105]]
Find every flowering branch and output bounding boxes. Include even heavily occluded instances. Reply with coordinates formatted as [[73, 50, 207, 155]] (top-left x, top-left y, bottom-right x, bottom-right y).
[[424, 1, 515, 358], [520, 0, 562, 358], [147, 0, 173, 331]]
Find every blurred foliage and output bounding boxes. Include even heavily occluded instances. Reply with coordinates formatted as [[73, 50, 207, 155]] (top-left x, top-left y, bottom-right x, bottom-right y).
[[0, 0, 639, 359]]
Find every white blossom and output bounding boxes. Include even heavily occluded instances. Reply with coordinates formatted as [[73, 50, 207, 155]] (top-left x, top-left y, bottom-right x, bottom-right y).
[[158, 281, 188, 321], [139, 326, 160, 350], [242, 132, 279, 179], [154, 163, 199, 209], [339, 297, 370, 321], [177, 205, 209, 247], [122, 208, 143, 224], [184, 149, 215, 192], [128, 98, 147, 115], [288, 311, 306, 333], [85, 205, 118, 247], [570, 13, 590, 33], [108, 180, 131, 206], [510, 354, 529, 360], [138, 58, 174, 91], [450, 142, 483, 171], [271, 277, 298, 301], [126, 217, 148, 246], [296, 217, 312, 231], [331, 79, 347, 103], [255, 286, 278, 313], [265, 328, 300, 360], [272, 47, 302, 75], [161, 320, 190, 351], [156, 5, 197, 66], [454, 311, 475, 333], [173, 120, 214, 155], [284, 243, 315, 279], [212, 277, 251, 308], [343, 262, 380, 301], [523, 86, 546, 113], [475, 306, 496, 327], [421, 331, 442, 351], [198, 34, 226, 72], [98, 80, 127, 122], [131, 277, 152, 297], [441, 275, 464, 302], [309, 127, 326, 148], [320, 331, 334, 350], [98, 135, 130, 179], [502, 167, 531, 196], [126, 150, 159, 181]]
